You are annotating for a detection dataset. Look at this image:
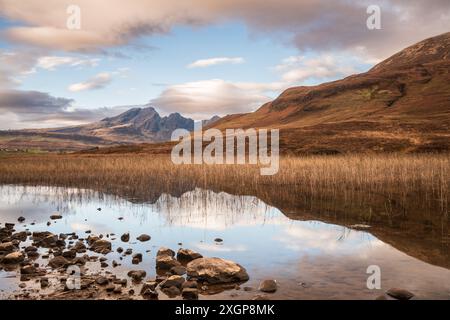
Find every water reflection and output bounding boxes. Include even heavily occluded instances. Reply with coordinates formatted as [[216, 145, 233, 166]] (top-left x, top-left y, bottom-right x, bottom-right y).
[[0, 185, 449, 299]]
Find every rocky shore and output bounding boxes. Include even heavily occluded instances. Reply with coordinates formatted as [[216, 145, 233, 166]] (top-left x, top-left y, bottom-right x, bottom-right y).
[[0, 215, 276, 300]]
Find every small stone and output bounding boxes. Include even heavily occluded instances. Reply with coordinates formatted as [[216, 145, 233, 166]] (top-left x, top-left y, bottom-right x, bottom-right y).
[[120, 233, 130, 242], [386, 288, 414, 300], [182, 288, 199, 300], [40, 277, 49, 288], [18, 217, 26, 223], [50, 214, 62, 220], [100, 262, 108, 268], [127, 270, 146, 282], [214, 238, 223, 242], [96, 276, 109, 285], [259, 280, 277, 293], [106, 284, 115, 292], [162, 286, 181, 297], [136, 234, 151, 242], [157, 247, 175, 257], [117, 247, 123, 253], [113, 285, 122, 294]]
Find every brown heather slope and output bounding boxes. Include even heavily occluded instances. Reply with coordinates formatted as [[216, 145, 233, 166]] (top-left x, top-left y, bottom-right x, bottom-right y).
[[211, 32, 450, 155]]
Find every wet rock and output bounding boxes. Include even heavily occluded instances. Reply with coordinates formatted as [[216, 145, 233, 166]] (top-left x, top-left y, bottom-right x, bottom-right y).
[[386, 288, 414, 300], [176, 248, 203, 262], [259, 280, 277, 293], [120, 233, 130, 242], [73, 241, 86, 252], [156, 255, 181, 270], [127, 270, 146, 282], [72, 257, 86, 266], [106, 284, 115, 292], [62, 250, 77, 259], [0, 242, 15, 254], [90, 239, 112, 254], [162, 286, 181, 297], [136, 234, 151, 242], [156, 247, 180, 270], [101, 262, 109, 268], [157, 247, 175, 258], [170, 265, 187, 276], [186, 257, 249, 284], [1, 251, 25, 264], [182, 280, 198, 289], [50, 214, 62, 220], [112, 260, 119, 268], [40, 277, 49, 288], [24, 246, 37, 253], [96, 276, 109, 285], [20, 265, 36, 275], [12, 231, 27, 242], [182, 288, 199, 300], [161, 275, 185, 289], [214, 238, 223, 243], [140, 282, 159, 300], [32, 232, 58, 248], [86, 235, 100, 246], [113, 285, 122, 294], [48, 256, 69, 269], [132, 253, 142, 265], [18, 217, 25, 223], [116, 247, 123, 253], [5, 223, 15, 229]]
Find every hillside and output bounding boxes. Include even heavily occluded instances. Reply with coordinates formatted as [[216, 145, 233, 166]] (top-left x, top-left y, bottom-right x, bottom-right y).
[[211, 32, 450, 154]]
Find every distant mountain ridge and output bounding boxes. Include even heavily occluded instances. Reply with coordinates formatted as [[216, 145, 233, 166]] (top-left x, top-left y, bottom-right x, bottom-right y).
[[0, 105, 220, 151]]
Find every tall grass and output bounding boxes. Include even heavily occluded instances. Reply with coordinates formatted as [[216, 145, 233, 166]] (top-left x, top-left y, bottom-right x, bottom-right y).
[[0, 153, 448, 217]]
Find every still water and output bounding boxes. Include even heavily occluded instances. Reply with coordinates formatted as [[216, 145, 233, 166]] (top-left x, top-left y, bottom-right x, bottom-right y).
[[0, 185, 449, 299]]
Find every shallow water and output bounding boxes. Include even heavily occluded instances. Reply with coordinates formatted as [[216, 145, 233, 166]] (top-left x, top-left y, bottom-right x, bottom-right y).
[[0, 185, 449, 300]]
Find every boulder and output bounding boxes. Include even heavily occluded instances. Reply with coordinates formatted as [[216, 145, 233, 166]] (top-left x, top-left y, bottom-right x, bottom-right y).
[[48, 256, 69, 269], [186, 257, 249, 284], [157, 247, 175, 258], [90, 239, 112, 254], [161, 275, 185, 289], [156, 255, 181, 270], [176, 248, 203, 262], [0, 242, 15, 254], [1, 251, 25, 264]]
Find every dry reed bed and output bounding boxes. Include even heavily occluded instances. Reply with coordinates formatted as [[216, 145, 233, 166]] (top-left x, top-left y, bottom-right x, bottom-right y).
[[0, 153, 448, 213]]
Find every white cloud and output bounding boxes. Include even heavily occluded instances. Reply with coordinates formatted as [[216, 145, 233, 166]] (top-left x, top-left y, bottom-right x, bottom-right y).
[[68, 72, 112, 92], [36, 56, 100, 70], [151, 79, 276, 120], [187, 57, 245, 68]]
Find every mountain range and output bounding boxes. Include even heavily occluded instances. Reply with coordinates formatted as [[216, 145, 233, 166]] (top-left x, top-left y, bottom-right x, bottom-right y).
[[0, 106, 219, 151], [1, 32, 449, 154]]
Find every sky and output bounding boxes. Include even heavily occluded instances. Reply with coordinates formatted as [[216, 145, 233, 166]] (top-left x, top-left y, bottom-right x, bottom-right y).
[[0, 0, 449, 129]]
